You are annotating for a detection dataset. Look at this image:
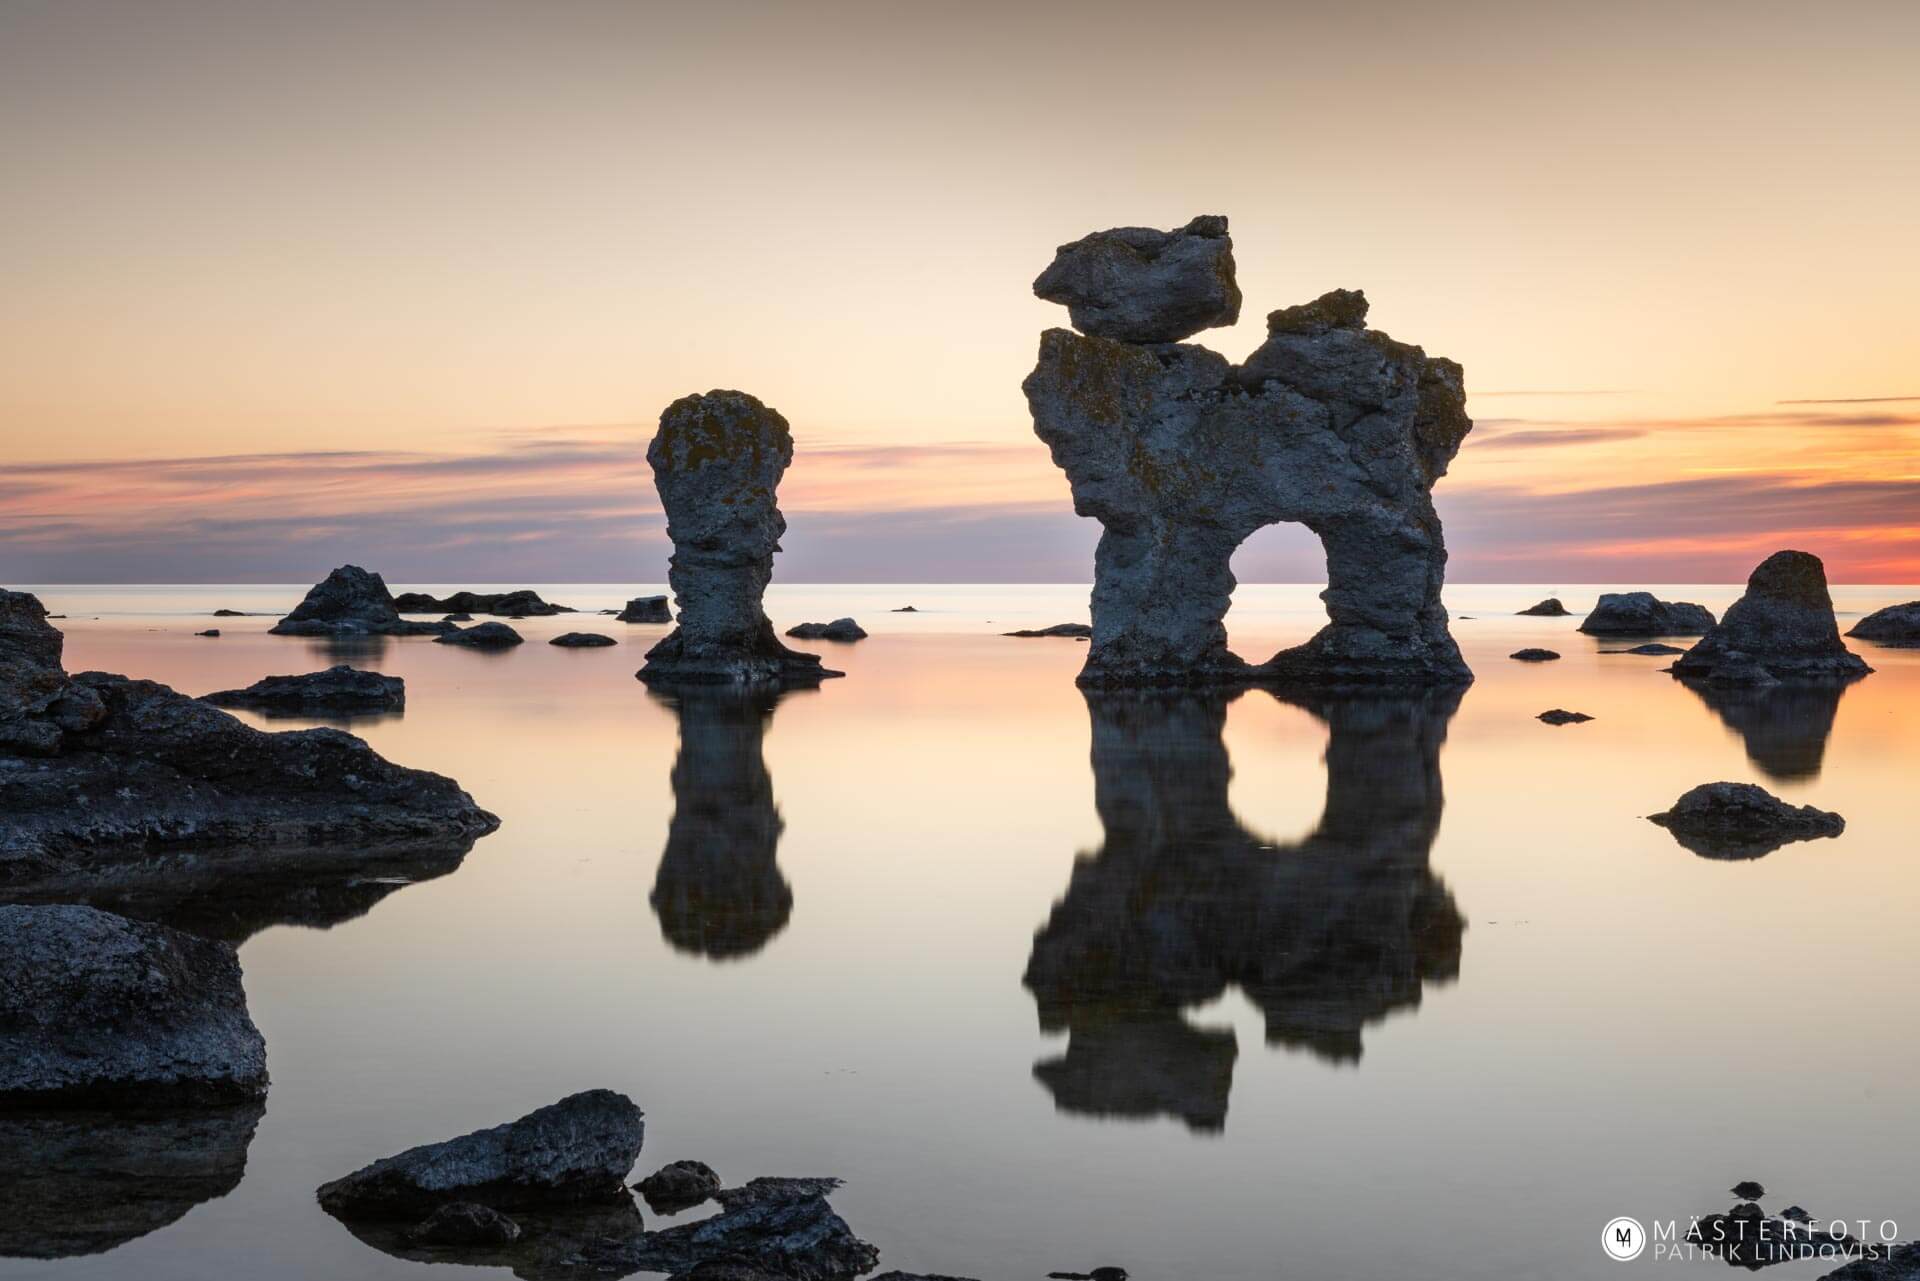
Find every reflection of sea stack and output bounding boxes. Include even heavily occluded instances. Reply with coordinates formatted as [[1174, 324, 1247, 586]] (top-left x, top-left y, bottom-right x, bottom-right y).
[[1023, 688, 1463, 1130], [637, 391, 838, 687], [1681, 681, 1848, 782], [650, 687, 793, 959]]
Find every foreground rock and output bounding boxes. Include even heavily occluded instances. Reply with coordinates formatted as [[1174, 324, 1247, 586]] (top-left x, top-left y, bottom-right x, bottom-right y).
[[608, 1182, 878, 1281], [1517, 598, 1570, 616], [201, 664, 404, 713], [1578, 592, 1714, 637], [1025, 217, 1472, 689], [316, 1089, 644, 1219], [784, 618, 867, 642], [1648, 782, 1845, 859], [1825, 1243, 1920, 1279], [1509, 648, 1559, 662], [0, 904, 267, 1107], [1005, 623, 1093, 639], [1688, 1199, 1867, 1270], [1670, 551, 1871, 685], [636, 1158, 722, 1212], [0, 592, 496, 891], [434, 621, 524, 648], [392, 589, 573, 617], [1848, 601, 1920, 647], [637, 392, 839, 687], [269, 566, 454, 637], [1032, 214, 1241, 343], [618, 595, 673, 623], [550, 632, 617, 648]]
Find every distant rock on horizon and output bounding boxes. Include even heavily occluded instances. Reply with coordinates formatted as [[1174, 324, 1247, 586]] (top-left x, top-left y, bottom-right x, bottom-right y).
[[1848, 600, 1920, 647], [1577, 592, 1715, 638], [269, 566, 454, 638]]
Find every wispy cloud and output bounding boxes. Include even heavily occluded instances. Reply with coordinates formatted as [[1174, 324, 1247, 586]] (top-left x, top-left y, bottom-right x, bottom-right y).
[[1776, 395, 1920, 405]]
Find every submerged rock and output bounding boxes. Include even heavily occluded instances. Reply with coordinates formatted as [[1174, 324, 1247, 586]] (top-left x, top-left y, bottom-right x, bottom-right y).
[[195, 628, 220, 637], [1578, 592, 1715, 637], [1032, 214, 1241, 343], [1517, 598, 1570, 616], [550, 632, 618, 648], [1612, 642, 1687, 656], [784, 618, 867, 642], [637, 392, 840, 687], [1509, 648, 1560, 662], [434, 621, 524, 648], [408, 1201, 523, 1245], [1669, 551, 1871, 685], [636, 1159, 723, 1212], [618, 595, 673, 624], [1004, 623, 1093, 638], [1537, 709, 1592, 725], [269, 566, 454, 637], [1732, 1180, 1767, 1199], [0, 904, 267, 1107], [891, 606, 918, 613], [1648, 782, 1845, 859], [1848, 601, 1920, 647], [316, 1089, 645, 1219], [1025, 218, 1473, 689], [392, 589, 573, 616], [201, 664, 404, 713]]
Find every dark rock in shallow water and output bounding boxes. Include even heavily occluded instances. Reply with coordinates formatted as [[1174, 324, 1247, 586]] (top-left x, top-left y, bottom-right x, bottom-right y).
[[891, 606, 918, 613], [408, 1201, 523, 1245], [392, 589, 574, 616], [1509, 648, 1560, 662], [202, 664, 404, 713], [316, 1089, 644, 1219], [1648, 782, 1845, 859], [0, 904, 267, 1107], [550, 632, 617, 648], [636, 1159, 722, 1212], [1848, 601, 1920, 647], [1004, 623, 1093, 638], [211, 608, 251, 617], [1025, 218, 1472, 690], [871, 1274, 983, 1281], [1033, 214, 1240, 343], [1670, 551, 1871, 685], [1612, 642, 1687, 656], [1823, 1241, 1920, 1279], [1732, 1180, 1767, 1199], [1537, 709, 1592, 725], [1688, 1200, 1866, 1270], [269, 566, 454, 637], [195, 628, 219, 637], [784, 618, 867, 642], [1578, 592, 1715, 637], [712, 1178, 844, 1212], [1517, 597, 1570, 616], [614, 1187, 878, 1281], [0, 1100, 263, 1258], [637, 392, 840, 688], [442, 612, 472, 623], [618, 595, 673, 624], [435, 621, 524, 648], [1049, 1270, 1129, 1281]]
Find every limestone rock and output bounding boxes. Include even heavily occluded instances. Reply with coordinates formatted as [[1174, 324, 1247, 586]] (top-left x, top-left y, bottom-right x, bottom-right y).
[[1578, 592, 1714, 637], [636, 1159, 723, 1212], [392, 590, 573, 617], [1004, 623, 1093, 638], [618, 595, 673, 624], [550, 632, 617, 648], [637, 392, 839, 687], [1848, 601, 1920, 646], [0, 904, 267, 1107], [1517, 598, 1570, 616], [1670, 552, 1870, 685], [434, 622, 524, 648], [316, 1089, 644, 1219], [269, 566, 454, 637], [784, 618, 867, 642], [1647, 782, 1844, 860], [1509, 648, 1560, 662], [201, 665, 404, 713], [1026, 224, 1473, 689], [1032, 214, 1241, 343]]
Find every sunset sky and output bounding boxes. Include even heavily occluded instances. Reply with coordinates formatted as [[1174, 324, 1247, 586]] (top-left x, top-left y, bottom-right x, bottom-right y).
[[3, 0, 1916, 583]]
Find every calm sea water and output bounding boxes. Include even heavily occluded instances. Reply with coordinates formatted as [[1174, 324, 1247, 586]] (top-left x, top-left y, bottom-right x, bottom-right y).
[[6, 582, 1919, 1281]]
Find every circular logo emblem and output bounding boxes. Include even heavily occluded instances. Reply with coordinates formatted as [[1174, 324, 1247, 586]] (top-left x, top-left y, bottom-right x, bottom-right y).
[[1603, 1217, 1647, 1262]]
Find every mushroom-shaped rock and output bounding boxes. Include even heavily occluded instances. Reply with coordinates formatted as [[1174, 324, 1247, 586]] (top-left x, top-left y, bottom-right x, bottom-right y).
[[550, 632, 617, 648], [1509, 648, 1560, 662], [1578, 592, 1715, 637], [637, 392, 839, 687], [783, 618, 867, 642], [201, 665, 404, 713], [1848, 600, 1920, 646], [1517, 598, 1571, 616], [1647, 782, 1844, 860], [618, 595, 673, 624], [636, 1159, 723, 1212], [434, 622, 524, 649], [315, 1089, 645, 1219], [1669, 552, 1870, 685], [1026, 224, 1473, 689], [269, 566, 454, 637], [1033, 214, 1241, 343], [0, 905, 267, 1107]]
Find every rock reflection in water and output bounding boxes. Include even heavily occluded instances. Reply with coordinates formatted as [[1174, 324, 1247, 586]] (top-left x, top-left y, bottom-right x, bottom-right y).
[[1024, 688, 1464, 1131], [0, 1101, 263, 1259], [335, 1201, 648, 1281], [649, 686, 799, 960], [1681, 679, 1852, 782]]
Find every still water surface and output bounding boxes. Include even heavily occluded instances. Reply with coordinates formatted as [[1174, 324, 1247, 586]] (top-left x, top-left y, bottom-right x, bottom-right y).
[[7, 582, 1919, 1281]]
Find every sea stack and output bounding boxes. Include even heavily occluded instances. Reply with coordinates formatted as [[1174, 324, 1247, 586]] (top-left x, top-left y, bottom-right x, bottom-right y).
[[1023, 218, 1473, 688], [1669, 551, 1870, 685], [636, 391, 838, 686]]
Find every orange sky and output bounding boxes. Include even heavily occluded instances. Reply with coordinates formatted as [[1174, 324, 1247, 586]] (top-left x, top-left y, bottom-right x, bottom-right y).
[[2, 0, 1917, 582]]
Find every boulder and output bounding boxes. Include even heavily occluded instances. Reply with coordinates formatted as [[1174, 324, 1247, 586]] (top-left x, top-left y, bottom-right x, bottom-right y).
[[1517, 598, 1570, 616], [550, 632, 618, 648], [636, 1158, 723, 1212], [201, 665, 405, 713], [1032, 215, 1241, 343], [316, 1089, 644, 1219], [1648, 782, 1845, 859], [1578, 592, 1715, 637], [269, 566, 454, 637], [0, 904, 267, 1107], [636, 392, 839, 687], [1025, 221, 1473, 689], [618, 595, 673, 624], [612, 1185, 879, 1281], [1537, 709, 1592, 725], [392, 589, 574, 617], [784, 618, 867, 642], [1004, 623, 1093, 638], [1669, 552, 1871, 684], [1848, 601, 1920, 647], [434, 622, 524, 649], [408, 1202, 523, 1245], [1509, 648, 1560, 662]]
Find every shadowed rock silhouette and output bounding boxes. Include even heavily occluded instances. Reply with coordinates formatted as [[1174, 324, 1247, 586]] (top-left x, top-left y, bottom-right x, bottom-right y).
[[1023, 687, 1464, 1131], [1682, 680, 1849, 782]]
